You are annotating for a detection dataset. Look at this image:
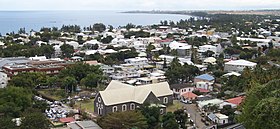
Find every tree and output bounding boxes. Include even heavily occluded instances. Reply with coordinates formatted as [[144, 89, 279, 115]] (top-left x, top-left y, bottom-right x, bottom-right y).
[[80, 73, 104, 89], [165, 58, 199, 84], [92, 23, 106, 33], [98, 111, 148, 129], [220, 105, 235, 121], [9, 72, 47, 89], [238, 79, 280, 129], [20, 109, 50, 129], [162, 112, 179, 129], [0, 87, 32, 117], [40, 44, 55, 58], [174, 109, 188, 129], [101, 36, 113, 44], [60, 44, 74, 58], [62, 76, 77, 93], [0, 116, 17, 129], [125, 23, 136, 30], [202, 50, 215, 57], [140, 105, 161, 129], [59, 62, 103, 83]]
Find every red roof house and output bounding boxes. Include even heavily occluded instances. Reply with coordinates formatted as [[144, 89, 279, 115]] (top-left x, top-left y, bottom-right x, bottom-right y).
[[226, 96, 245, 106], [59, 117, 75, 123], [182, 92, 198, 100]]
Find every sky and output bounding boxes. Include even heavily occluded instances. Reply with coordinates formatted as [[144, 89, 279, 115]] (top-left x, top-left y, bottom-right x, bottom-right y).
[[0, 0, 280, 11]]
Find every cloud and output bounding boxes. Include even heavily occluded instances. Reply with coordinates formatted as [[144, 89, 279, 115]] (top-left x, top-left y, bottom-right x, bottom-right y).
[[0, 0, 279, 10]]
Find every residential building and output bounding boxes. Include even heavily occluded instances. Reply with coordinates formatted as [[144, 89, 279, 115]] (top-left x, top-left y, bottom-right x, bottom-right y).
[[170, 83, 195, 99], [208, 113, 229, 125], [2, 59, 70, 77], [67, 120, 102, 129], [224, 59, 257, 72], [197, 99, 224, 109], [94, 80, 173, 115], [225, 96, 245, 106], [181, 92, 198, 102], [194, 74, 215, 84], [196, 81, 213, 91], [124, 57, 149, 69]]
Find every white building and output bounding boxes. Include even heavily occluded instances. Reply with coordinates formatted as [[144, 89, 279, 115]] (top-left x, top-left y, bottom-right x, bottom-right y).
[[124, 57, 148, 69], [224, 59, 257, 72], [110, 70, 140, 81], [198, 44, 221, 57], [208, 113, 229, 125], [169, 41, 192, 57], [100, 65, 115, 75], [66, 41, 79, 50], [196, 81, 213, 91]]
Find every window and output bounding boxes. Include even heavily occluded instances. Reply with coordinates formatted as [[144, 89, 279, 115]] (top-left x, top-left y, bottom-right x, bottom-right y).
[[122, 104, 127, 111], [130, 103, 135, 110], [98, 108, 102, 115], [160, 109, 164, 114], [163, 97, 168, 104], [112, 106, 117, 112], [98, 97, 101, 102]]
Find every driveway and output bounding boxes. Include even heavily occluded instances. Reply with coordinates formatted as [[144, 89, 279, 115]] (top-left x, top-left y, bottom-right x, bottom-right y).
[[182, 103, 207, 129]]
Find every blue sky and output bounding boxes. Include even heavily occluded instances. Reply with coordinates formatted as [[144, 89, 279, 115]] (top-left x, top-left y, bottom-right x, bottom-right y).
[[0, 0, 279, 11]]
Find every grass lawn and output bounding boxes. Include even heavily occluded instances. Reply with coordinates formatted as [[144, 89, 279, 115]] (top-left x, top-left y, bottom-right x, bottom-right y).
[[166, 100, 184, 112], [37, 89, 66, 101], [74, 99, 95, 113]]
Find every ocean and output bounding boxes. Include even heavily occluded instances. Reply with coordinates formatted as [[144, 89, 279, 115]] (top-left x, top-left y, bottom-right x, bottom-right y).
[[0, 10, 192, 34]]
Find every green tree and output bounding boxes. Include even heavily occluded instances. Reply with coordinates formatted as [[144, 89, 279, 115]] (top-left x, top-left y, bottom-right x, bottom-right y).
[[60, 44, 74, 58], [174, 109, 188, 129], [162, 112, 179, 129], [40, 44, 55, 58], [92, 23, 106, 33], [238, 80, 280, 129], [80, 73, 104, 89], [140, 105, 161, 129], [0, 116, 17, 129], [0, 87, 32, 117], [20, 109, 50, 129], [62, 76, 77, 93], [98, 111, 148, 129], [59, 62, 103, 83]]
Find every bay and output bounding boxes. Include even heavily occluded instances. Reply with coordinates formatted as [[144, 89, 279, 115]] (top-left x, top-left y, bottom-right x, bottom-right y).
[[0, 10, 192, 34]]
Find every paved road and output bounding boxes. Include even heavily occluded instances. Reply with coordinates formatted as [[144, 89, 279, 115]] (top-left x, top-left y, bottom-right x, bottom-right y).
[[183, 103, 207, 129]]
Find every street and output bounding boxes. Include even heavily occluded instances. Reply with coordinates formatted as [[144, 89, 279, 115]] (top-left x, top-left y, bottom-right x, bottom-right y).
[[182, 103, 207, 129]]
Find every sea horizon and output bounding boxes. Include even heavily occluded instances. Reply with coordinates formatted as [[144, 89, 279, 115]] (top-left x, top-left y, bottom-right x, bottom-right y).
[[0, 10, 192, 34]]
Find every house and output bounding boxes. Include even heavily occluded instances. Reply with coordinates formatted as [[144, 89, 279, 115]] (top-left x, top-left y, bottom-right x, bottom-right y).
[[168, 41, 192, 57], [194, 74, 215, 84], [224, 59, 257, 72], [124, 57, 149, 69], [197, 99, 224, 109], [208, 113, 229, 125], [222, 72, 241, 77], [196, 81, 213, 91], [203, 57, 217, 65], [181, 92, 197, 103], [94, 80, 173, 116], [66, 41, 80, 50], [100, 65, 114, 75], [225, 96, 245, 106], [170, 83, 195, 99], [110, 70, 140, 81], [67, 120, 102, 129], [198, 45, 219, 57]]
